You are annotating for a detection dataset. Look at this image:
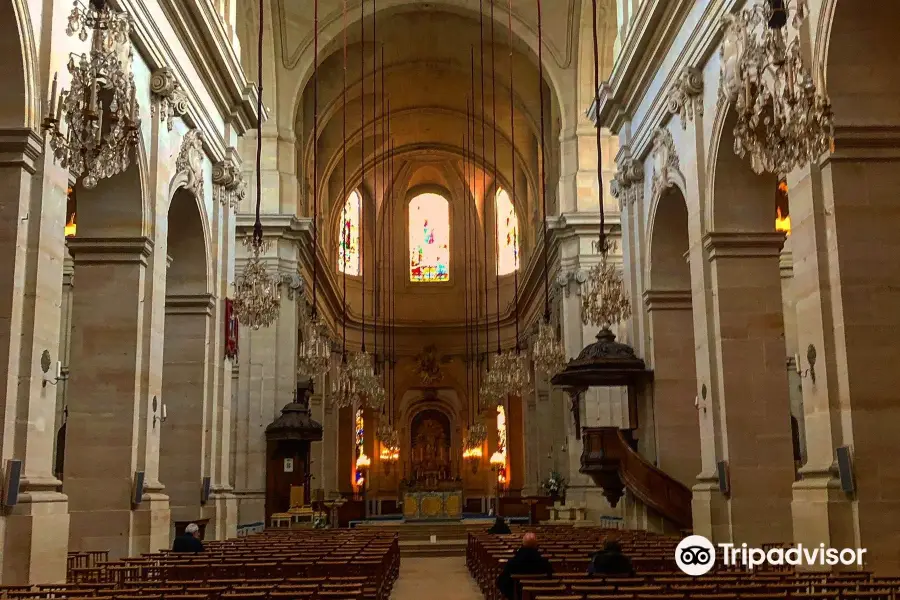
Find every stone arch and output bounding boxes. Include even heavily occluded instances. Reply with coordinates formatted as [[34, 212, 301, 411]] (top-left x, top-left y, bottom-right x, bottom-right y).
[[288, 2, 573, 138], [643, 184, 699, 488], [0, 0, 38, 129], [819, 0, 900, 127], [647, 185, 691, 291], [74, 133, 151, 239], [160, 185, 214, 526], [166, 187, 211, 296], [707, 108, 779, 232]]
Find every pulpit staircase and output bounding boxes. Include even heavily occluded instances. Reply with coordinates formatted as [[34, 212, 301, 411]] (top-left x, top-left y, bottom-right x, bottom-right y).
[[580, 427, 693, 533]]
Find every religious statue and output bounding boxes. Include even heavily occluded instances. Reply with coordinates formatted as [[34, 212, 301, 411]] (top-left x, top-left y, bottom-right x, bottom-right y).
[[414, 344, 450, 385]]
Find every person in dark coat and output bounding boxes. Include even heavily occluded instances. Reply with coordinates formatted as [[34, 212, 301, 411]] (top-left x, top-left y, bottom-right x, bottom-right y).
[[172, 522, 205, 552], [497, 533, 553, 599], [488, 516, 512, 534], [588, 541, 634, 576]]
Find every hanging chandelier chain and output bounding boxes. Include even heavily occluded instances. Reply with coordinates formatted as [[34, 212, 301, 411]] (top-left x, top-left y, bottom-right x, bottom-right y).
[[591, 0, 607, 255]]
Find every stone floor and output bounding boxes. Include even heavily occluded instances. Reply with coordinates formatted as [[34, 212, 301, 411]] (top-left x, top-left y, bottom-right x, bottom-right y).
[[391, 557, 484, 600]]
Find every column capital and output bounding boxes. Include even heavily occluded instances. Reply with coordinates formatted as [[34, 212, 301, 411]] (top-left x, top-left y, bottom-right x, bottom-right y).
[[165, 293, 215, 315], [0, 128, 43, 174], [643, 289, 692, 311], [703, 231, 786, 261], [65, 237, 154, 266]]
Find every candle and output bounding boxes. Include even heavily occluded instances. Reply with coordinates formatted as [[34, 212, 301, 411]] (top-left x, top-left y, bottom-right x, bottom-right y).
[[90, 79, 98, 113], [56, 93, 65, 123]]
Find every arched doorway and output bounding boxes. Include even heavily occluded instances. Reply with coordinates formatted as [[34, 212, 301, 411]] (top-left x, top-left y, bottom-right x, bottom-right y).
[[645, 185, 699, 488], [160, 186, 212, 531], [701, 107, 795, 545]]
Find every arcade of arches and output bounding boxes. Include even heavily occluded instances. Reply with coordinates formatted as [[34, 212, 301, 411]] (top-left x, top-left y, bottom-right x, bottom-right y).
[[0, 0, 899, 587]]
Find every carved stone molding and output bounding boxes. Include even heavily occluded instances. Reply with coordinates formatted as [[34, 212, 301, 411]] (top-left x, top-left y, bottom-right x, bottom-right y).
[[150, 67, 189, 131], [610, 149, 645, 209], [650, 128, 682, 199], [555, 268, 588, 297], [280, 272, 304, 301], [643, 289, 692, 312], [667, 66, 704, 128], [703, 231, 787, 261], [175, 129, 204, 198], [212, 156, 246, 209]]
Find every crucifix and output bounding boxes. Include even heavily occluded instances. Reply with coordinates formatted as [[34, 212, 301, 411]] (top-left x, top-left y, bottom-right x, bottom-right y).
[[565, 387, 586, 440]]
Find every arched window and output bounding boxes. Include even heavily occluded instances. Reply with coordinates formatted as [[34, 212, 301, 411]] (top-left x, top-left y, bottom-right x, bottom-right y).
[[409, 193, 450, 282], [338, 190, 361, 275], [495, 188, 519, 275]]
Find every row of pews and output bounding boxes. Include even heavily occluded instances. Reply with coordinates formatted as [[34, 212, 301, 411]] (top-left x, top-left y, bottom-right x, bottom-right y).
[[2, 531, 399, 600], [466, 527, 900, 600]]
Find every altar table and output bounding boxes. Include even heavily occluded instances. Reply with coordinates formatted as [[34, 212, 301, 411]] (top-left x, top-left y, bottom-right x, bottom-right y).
[[402, 490, 463, 520]]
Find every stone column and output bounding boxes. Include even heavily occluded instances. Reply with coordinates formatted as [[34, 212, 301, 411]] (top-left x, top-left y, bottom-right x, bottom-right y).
[[643, 289, 700, 487], [789, 129, 900, 573], [0, 128, 70, 583], [700, 231, 795, 545], [65, 237, 170, 558], [160, 293, 213, 524]]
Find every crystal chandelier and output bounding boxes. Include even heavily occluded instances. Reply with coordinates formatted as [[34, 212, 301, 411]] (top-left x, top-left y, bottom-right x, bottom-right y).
[[533, 319, 567, 377], [331, 356, 358, 409], [297, 311, 331, 378], [719, 0, 833, 175], [233, 236, 281, 330], [495, 350, 531, 398], [480, 364, 505, 407], [581, 247, 632, 331], [43, 0, 140, 188], [351, 352, 384, 410], [377, 422, 399, 462], [463, 422, 487, 452]]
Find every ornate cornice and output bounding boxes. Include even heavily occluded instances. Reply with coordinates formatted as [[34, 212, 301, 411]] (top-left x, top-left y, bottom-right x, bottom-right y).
[[150, 67, 189, 131], [703, 231, 786, 260], [0, 128, 43, 174], [666, 66, 704, 129], [643, 289, 692, 311], [65, 236, 154, 266]]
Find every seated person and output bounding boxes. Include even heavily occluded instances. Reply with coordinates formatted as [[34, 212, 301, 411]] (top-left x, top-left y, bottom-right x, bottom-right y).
[[588, 540, 634, 576], [172, 523, 205, 553], [496, 532, 553, 599], [488, 516, 512, 535]]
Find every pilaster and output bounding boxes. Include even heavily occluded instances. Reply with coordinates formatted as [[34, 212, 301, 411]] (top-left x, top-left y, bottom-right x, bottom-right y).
[[65, 236, 170, 559]]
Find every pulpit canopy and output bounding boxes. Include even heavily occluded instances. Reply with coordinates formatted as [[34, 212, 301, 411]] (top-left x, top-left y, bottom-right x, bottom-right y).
[[551, 327, 653, 389], [265, 380, 323, 442]]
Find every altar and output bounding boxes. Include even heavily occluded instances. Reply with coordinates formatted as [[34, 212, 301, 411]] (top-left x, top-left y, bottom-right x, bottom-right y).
[[402, 489, 462, 521]]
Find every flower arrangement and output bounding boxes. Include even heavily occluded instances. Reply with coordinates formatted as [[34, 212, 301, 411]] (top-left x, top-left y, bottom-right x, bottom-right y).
[[540, 470, 567, 496]]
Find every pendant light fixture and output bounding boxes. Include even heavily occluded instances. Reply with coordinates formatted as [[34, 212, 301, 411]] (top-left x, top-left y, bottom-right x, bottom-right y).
[[478, 0, 504, 406], [349, 0, 383, 409], [233, 0, 281, 330], [331, 0, 359, 409], [530, 0, 567, 376], [298, 0, 333, 376], [579, 0, 631, 333], [495, 0, 530, 399]]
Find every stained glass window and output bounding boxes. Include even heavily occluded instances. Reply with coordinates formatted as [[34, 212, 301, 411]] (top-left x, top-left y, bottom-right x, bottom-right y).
[[496, 405, 508, 484], [495, 188, 519, 275], [409, 193, 450, 282], [338, 190, 361, 276], [355, 408, 365, 487]]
